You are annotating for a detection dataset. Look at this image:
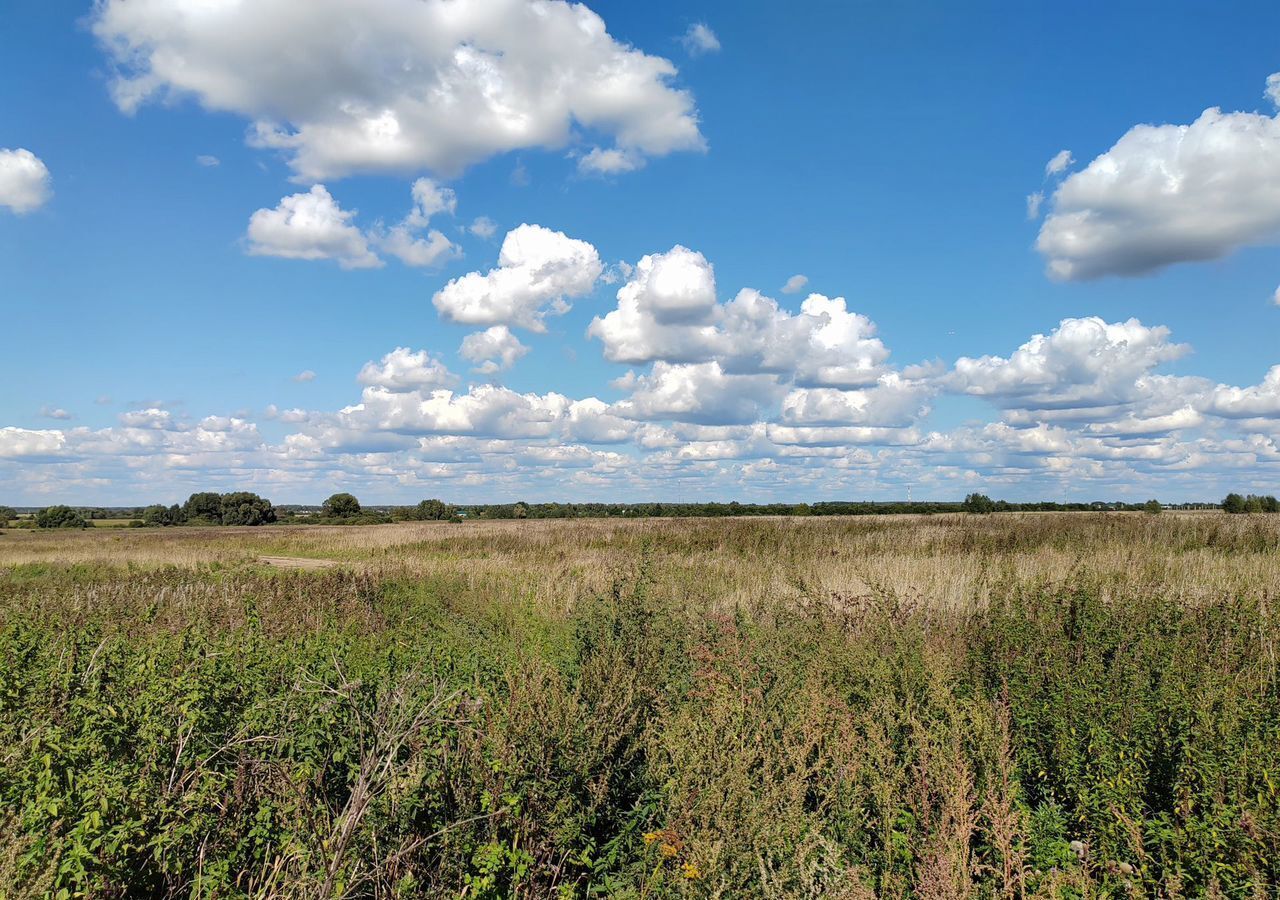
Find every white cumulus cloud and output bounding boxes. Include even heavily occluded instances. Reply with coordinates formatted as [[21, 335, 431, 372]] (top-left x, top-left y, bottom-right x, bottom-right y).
[[357, 348, 456, 392], [432, 224, 602, 331], [590, 250, 891, 389], [93, 0, 705, 181], [1036, 76, 1280, 280], [0, 427, 65, 458], [246, 185, 381, 269], [0, 148, 52, 214], [460, 326, 530, 374], [374, 178, 459, 267]]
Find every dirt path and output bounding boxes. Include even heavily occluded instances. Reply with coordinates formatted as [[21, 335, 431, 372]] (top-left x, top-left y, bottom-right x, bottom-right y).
[[259, 556, 339, 570]]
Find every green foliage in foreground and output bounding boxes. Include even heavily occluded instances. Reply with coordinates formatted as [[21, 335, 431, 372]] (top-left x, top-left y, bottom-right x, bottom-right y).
[[0, 567, 1277, 898]]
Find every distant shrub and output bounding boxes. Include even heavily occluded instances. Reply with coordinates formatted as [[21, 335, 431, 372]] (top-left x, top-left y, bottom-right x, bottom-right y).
[[35, 505, 87, 528], [218, 491, 276, 526], [321, 492, 361, 518]]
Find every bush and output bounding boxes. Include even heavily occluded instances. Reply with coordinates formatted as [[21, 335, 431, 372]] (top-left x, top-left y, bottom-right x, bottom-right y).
[[962, 492, 996, 514], [34, 505, 87, 529], [399, 498, 457, 521], [218, 492, 276, 526], [181, 491, 223, 523], [321, 492, 362, 518]]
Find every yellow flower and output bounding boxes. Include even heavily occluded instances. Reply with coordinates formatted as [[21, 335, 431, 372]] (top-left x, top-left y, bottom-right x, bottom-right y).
[[682, 862, 701, 880], [642, 831, 659, 846], [660, 842, 679, 859]]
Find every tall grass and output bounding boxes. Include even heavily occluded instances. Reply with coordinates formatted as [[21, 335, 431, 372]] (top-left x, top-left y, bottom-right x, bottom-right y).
[[0, 514, 1277, 897]]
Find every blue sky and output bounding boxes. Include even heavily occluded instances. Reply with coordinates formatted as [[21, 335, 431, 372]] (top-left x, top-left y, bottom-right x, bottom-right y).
[[2, 0, 1280, 505]]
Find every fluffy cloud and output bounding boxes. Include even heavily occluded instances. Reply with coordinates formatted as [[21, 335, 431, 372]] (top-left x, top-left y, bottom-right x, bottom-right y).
[[40, 407, 73, 421], [374, 178, 459, 267], [0, 148, 52, 214], [433, 224, 602, 330], [246, 185, 381, 269], [341, 383, 577, 440], [578, 147, 645, 175], [1037, 77, 1280, 279], [1044, 149, 1074, 176], [781, 274, 808, 294], [118, 408, 176, 430], [0, 427, 65, 458], [293, 370, 317, 383], [1202, 366, 1280, 419], [590, 251, 890, 388], [681, 23, 721, 56], [459, 326, 529, 374], [249, 179, 459, 269], [93, 0, 704, 181], [357, 348, 455, 392], [779, 374, 934, 428], [950, 317, 1188, 413], [469, 216, 498, 239], [612, 362, 783, 425]]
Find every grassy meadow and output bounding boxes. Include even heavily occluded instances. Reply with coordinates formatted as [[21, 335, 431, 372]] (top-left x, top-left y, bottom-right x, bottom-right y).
[[0, 513, 1277, 898]]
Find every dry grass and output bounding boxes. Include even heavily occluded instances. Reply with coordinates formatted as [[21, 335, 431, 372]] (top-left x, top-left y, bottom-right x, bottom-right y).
[[3, 511, 1279, 897], [4, 512, 1278, 612]]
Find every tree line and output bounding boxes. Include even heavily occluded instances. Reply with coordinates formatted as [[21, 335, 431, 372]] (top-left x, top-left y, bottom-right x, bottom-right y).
[[3, 491, 1276, 530], [1221, 493, 1280, 514]]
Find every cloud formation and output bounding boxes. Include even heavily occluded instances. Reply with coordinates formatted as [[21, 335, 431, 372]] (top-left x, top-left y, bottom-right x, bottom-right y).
[[248, 179, 459, 269], [460, 326, 529, 374], [246, 185, 381, 269], [681, 23, 721, 57], [373, 178, 459, 267], [1036, 75, 1280, 279], [433, 224, 602, 330], [781, 274, 808, 294], [93, 0, 705, 181], [0, 148, 52, 214], [5, 235, 1280, 504]]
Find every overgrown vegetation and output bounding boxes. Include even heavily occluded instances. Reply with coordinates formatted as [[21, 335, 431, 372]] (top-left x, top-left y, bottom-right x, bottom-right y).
[[0, 514, 1277, 897]]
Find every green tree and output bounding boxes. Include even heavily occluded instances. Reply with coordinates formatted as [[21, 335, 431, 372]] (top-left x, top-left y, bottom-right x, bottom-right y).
[[407, 498, 455, 521], [0, 505, 15, 526], [1143, 499, 1162, 515], [36, 505, 88, 529], [322, 492, 362, 518], [963, 493, 996, 514], [140, 504, 171, 524], [1222, 493, 1247, 514], [182, 492, 224, 523], [218, 492, 276, 526]]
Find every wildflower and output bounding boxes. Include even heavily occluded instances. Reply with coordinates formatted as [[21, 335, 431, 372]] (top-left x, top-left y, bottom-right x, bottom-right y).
[[642, 831, 659, 846], [660, 842, 679, 859], [682, 862, 701, 880]]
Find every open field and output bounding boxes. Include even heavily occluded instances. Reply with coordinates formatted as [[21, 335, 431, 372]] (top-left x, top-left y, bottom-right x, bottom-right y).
[[1, 513, 1278, 898]]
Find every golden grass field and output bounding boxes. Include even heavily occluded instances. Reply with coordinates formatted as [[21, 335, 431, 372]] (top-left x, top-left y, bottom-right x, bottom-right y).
[[3, 511, 1277, 609], [2, 511, 1278, 897]]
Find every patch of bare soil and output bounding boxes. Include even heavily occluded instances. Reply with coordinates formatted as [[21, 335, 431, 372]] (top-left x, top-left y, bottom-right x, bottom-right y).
[[258, 556, 339, 570]]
